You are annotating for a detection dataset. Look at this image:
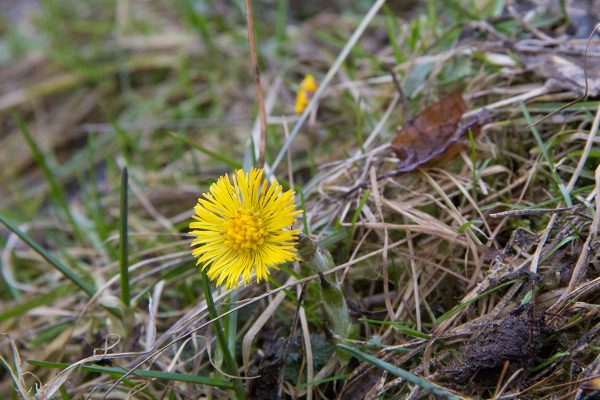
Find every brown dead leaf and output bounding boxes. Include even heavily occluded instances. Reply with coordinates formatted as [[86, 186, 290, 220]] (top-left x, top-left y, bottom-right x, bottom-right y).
[[391, 93, 484, 172]]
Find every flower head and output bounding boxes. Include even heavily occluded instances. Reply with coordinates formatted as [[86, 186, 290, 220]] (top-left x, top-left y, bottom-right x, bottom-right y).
[[294, 74, 318, 114], [190, 168, 301, 289]]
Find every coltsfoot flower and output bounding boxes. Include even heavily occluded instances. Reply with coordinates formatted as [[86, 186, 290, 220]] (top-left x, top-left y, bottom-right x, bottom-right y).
[[190, 168, 301, 289], [294, 74, 318, 114]]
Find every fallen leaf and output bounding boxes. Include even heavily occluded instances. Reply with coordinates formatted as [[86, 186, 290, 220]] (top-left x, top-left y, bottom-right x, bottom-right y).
[[391, 93, 485, 172]]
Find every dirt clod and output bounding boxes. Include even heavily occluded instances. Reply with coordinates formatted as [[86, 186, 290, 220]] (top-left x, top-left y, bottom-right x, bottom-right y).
[[438, 312, 544, 389]]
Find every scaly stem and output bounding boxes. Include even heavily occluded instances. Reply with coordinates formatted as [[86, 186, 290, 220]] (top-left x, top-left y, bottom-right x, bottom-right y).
[[297, 234, 358, 341]]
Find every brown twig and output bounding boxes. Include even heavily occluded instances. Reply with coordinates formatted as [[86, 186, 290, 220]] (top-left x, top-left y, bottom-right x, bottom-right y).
[[244, 0, 267, 167], [489, 205, 579, 218], [386, 64, 408, 118]]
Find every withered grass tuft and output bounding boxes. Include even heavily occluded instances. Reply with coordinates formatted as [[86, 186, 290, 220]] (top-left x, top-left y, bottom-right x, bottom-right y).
[[1, 1, 599, 399]]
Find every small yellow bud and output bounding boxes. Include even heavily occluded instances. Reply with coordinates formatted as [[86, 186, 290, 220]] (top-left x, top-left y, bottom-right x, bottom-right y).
[[294, 74, 318, 114]]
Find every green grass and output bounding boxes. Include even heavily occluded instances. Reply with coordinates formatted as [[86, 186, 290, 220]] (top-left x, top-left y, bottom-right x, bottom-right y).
[[1, 0, 599, 399], [119, 167, 130, 308], [27, 359, 234, 388], [0, 215, 95, 297]]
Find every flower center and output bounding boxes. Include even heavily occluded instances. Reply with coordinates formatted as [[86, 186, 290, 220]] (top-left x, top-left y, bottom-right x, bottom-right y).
[[223, 208, 266, 252]]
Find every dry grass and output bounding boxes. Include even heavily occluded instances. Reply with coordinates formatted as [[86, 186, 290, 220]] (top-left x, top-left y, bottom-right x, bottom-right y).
[[1, 1, 600, 399]]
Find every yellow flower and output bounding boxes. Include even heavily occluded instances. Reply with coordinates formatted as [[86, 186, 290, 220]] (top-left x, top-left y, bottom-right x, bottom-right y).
[[294, 74, 318, 114], [189, 168, 301, 289]]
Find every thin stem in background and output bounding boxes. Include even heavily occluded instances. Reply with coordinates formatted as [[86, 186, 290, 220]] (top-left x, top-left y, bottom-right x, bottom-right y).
[[244, 0, 267, 168]]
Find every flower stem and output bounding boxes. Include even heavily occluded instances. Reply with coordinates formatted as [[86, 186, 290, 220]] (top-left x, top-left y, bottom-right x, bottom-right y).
[[297, 234, 358, 341], [201, 271, 246, 400]]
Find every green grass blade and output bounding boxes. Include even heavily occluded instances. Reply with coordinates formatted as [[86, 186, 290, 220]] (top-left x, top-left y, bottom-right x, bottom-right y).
[[200, 271, 246, 399], [0, 214, 95, 297], [532, 351, 570, 372], [174, 0, 212, 47], [540, 235, 578, 264], [298, 374, 349, 388], [119, 167, 130, 308], [345, 189, 370, 257], [467, 128, 478, 197], [519, 102, 572, 206], [226, 291, 238, 358], [275, 0, 288, 43], [58, 385, 71, 400], [85, 136, 113, 250], [0, 252, 21, 299], [358, 318, 430, 339], [170, 132, 242, 169], [295, 185, 309, 235], [336, 344, 462, 399], [0, 285, 75, 323], [27, 359, 234, 388], [437, 279, 517, 322], [31, 322, 70, 346], [13, 113, 85, 244], [427, 0, 438, 36], [382, 5, 404, 64], [0, 354, 28, 399]]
